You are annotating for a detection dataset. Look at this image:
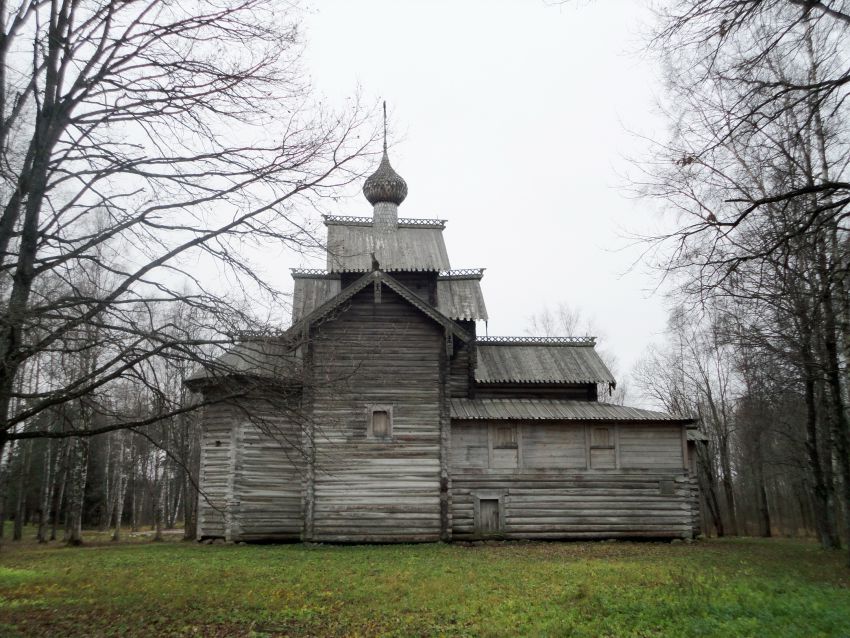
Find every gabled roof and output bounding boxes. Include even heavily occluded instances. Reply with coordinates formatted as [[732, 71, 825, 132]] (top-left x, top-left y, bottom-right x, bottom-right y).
[[325, 215, 450, 272], [475, 337, 615, 385], [185, 339, 301, 387], [290, 269, 472, 343], [436, 269, 488, 322], [450, 398, 695, 423]]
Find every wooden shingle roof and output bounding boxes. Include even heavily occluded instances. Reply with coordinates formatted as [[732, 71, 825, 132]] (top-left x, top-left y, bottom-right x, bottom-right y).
[[185, 339, 301, 387], [291, 272, 340, 323], [436, 270, 488, 321], [325, 216, 450, 272], [450, 398, 694, 423], [475, 338, 615, 385]]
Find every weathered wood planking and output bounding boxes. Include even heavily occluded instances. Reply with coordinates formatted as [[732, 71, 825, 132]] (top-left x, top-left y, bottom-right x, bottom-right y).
[[307, 285, 444, 542], [197, 393, 305, 541], [196, 402, 232, 539], [450, 420, 692, 539]]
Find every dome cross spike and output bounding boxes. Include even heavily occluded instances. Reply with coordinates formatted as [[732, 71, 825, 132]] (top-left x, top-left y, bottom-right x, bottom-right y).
[[362, 101, 408, 207]]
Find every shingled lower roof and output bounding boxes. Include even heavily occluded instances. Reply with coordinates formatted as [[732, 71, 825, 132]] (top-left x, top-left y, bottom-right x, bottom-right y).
[[326, 217, 450, 272], [450, 398, 694, 423], [436, 274, 488, 321], [475, 340, 615, 385], [185, 339, 301, 387]]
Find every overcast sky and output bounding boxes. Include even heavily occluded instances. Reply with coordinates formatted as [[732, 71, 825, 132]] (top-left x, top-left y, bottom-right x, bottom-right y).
[[294, 0, 671, 405]]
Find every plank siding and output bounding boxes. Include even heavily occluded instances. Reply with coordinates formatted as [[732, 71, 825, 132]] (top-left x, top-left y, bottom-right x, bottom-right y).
[[449, 344, 471, 398], [197, 403, 233, 539], [450, 421, 692, 539], [619, 425, 684, 469], [308, 285, 444, 542]]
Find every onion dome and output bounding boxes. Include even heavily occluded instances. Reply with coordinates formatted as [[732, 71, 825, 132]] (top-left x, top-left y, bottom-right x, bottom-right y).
[[363, 150, 408, 205], [363, 102, 408, 206]]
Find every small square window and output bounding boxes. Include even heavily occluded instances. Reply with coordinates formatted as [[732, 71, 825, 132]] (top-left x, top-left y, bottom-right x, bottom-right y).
[[493, 425, 518, 449], [367, 405, 393, 439]]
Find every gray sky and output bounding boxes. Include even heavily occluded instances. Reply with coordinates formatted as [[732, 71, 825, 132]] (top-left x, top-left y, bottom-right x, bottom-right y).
[[295, 0, 671, 404]]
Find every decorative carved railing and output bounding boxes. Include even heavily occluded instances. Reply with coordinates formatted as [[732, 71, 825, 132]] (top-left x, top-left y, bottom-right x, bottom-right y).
[[290, 268, 335, 277], [476, 336, 597, 345], [323, 215, 446, 228], [438, 268, 485, 279]]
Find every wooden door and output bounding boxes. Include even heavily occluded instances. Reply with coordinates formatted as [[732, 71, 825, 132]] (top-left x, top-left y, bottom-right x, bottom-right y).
[[478, 498, 501, 534]]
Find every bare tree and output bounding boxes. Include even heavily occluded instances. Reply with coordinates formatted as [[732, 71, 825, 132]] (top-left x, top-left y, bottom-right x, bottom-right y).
[[527, 303, 627, 404], [0, 0, 378, 530]]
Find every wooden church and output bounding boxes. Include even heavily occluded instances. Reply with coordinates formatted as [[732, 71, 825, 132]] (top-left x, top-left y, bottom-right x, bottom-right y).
[[188, 127, 699, 543]]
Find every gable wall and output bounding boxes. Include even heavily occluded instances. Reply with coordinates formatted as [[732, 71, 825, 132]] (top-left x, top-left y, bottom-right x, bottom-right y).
[[308, 286, 444, 541]]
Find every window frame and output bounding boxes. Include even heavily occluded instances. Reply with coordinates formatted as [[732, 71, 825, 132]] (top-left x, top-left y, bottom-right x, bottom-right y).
[[366, 404, 394, 440], [586, 424, 619, 470]]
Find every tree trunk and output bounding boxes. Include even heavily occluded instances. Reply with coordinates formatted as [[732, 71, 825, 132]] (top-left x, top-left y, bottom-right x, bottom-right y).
[[13, 440, 32, 541], [717, 437, 739, 536], [0, 436, 9, 543], [100, 433, 113, 532], [153, 455, 165, 542], [111, 432, 129, 542], [36, 439, 54, 543], [66, 436, 90, 546], [803, 369, 841, 548], [50, 440, 70, 541]]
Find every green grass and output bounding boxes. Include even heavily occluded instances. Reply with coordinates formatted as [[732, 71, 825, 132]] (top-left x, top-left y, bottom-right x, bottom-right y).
[[0, 530, 848, 637]]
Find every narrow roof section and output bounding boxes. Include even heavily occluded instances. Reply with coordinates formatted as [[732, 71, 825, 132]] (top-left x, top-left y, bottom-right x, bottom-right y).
[[450, 398, 695, 423], [436, 269, 488, 322], [325, 215, 450, 273], [291, 271, 341, 324], [185, 339, 302, 387], [475, 338, 615, 385]]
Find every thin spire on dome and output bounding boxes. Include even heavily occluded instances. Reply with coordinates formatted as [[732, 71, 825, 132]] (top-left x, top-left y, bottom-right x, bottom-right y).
[[383, 101, 388, 154], [363, 101, 408, 207]]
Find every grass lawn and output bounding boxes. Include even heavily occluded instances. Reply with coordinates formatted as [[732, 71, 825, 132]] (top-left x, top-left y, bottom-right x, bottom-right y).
[[0, 529, 848, 637]]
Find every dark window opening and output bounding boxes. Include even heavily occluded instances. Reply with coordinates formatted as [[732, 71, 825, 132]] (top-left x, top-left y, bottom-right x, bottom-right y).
[[372, 410, 390, 438]]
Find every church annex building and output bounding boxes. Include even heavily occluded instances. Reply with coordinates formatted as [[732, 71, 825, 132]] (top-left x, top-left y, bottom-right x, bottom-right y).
[[187, 135, 699, 543]]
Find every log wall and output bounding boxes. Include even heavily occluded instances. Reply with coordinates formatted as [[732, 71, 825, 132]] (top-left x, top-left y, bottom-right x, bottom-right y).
[[450, 421, 694, 539], [197, 393, 305, 541], [307, 285, 445, 542]]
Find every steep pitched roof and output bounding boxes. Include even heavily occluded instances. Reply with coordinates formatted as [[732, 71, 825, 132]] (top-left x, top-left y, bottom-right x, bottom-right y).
[[325, 216, 450, 272], [436, 270, 488, 321], [291, 272, 341, 323], [475, 338, 615, 385], [290, 270, 472, 343], [450, 398, 694, 423]]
